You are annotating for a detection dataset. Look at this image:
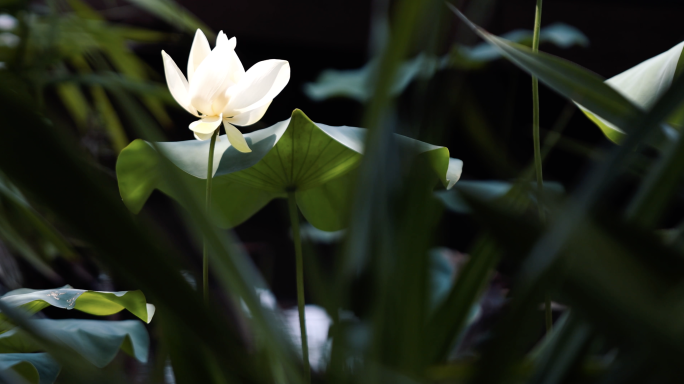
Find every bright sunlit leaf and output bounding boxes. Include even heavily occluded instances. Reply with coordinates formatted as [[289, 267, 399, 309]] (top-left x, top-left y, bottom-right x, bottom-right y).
[[0, 286, 155, 331]]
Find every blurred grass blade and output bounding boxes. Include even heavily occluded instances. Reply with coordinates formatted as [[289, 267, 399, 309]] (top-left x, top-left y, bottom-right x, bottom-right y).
[[446, 3, 643, 135], [125, 0, 214, 38], [0, 78, 271, 383], [424, 236, 499, 363], [0, 173, 78, 261], [0, 213, 58, 282], [528, 314, 592, 384], [90, 86, 128, 151], [55, 83, 89, 131]]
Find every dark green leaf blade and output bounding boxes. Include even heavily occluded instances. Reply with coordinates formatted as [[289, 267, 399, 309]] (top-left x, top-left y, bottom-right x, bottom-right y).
[[447, 3, 643, 136]]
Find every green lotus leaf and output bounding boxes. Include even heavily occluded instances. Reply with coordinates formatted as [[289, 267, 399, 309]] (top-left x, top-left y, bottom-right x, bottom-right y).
[[0, 286, 155, 331], [575, 42, 684, 143], [0, 353, 60, 384], [304, 23, 588, 102], [0, 319, 149, 368], [116, 109, 462, 231]]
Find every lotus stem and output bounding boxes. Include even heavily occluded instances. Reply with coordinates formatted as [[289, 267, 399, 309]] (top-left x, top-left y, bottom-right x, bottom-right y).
[[532, 0, 551, 333], [203, 128, 219, 304], [287, 190, 311, 382]]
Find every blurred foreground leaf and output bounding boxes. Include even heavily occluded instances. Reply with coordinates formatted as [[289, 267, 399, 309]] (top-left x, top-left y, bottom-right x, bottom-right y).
[[436, 180, 564, 214], [125, 0, 214, 38], [0, 353, 59, 384], [0, 72, 281, 382], [447, 3, 643, 143], [0, 319, 148, 368], [305, 23, 588, 102]]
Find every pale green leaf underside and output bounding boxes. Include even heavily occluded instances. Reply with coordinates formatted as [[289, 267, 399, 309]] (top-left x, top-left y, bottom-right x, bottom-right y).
[[576, 41, 684, 143], [0, 353, 60, 384], [304, 23, 588, 102], [0, 319, 149, 368], [116, 109, 462, 231], [0, 286, 155, 331]]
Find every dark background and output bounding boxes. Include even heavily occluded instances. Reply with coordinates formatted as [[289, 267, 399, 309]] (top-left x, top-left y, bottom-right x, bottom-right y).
[[34, 0, 684, 306]]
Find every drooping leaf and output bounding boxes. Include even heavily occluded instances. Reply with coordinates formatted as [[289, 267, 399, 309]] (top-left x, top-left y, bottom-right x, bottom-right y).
[[117, 109, 463, 231], [447, 4, 643, 142], [0, 319, 149, 368], [304, 23, 589, 102], [0, 353, 60, 384], [0, 286, 155, 331], [576, 42, 684, 141]]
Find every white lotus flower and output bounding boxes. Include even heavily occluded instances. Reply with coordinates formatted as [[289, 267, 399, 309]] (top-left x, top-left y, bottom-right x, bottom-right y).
[[161, 29, 290, 153]]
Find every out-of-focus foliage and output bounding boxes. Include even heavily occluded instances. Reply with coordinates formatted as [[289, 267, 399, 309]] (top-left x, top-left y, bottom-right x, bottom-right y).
[[436, 180, 564, 214], [3, 0, 684, 383], [0, 352, 60, 384], [0, 0, 207, 153], [304, 22, 588, 102], [0, 319, 149, 367], [0, 172, 76, 283], [0, 286, 153, 383]]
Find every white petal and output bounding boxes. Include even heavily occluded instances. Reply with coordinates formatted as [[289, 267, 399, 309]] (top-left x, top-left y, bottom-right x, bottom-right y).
[[161, 51, 198, 117], [216, 31, 236, 50], [446, 158, 463, 190], [216, 33, 244, 83], [189, 41, 235, 116], [223, 120, 252, 153], [189, 114, 223, 134], [228, 50, 245, 83], [146, 303, 156, 323], [187, 29, 211, 83], [224, 60, 290, 114], [194, 131, 215, 141], [225, 100, 272, 126]]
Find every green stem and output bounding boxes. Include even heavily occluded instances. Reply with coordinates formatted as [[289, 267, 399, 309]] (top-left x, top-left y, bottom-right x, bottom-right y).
[[532, 0, 544, 223], [203, 128, 219, 304], [532, 0, 551, 333], [287, 190, 310, 383]]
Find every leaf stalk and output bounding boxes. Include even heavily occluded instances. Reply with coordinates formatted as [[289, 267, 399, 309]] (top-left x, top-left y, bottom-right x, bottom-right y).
[[532, 0, 552, 333], [287, 190, 311, 382], [203, 128, 219, 304]]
